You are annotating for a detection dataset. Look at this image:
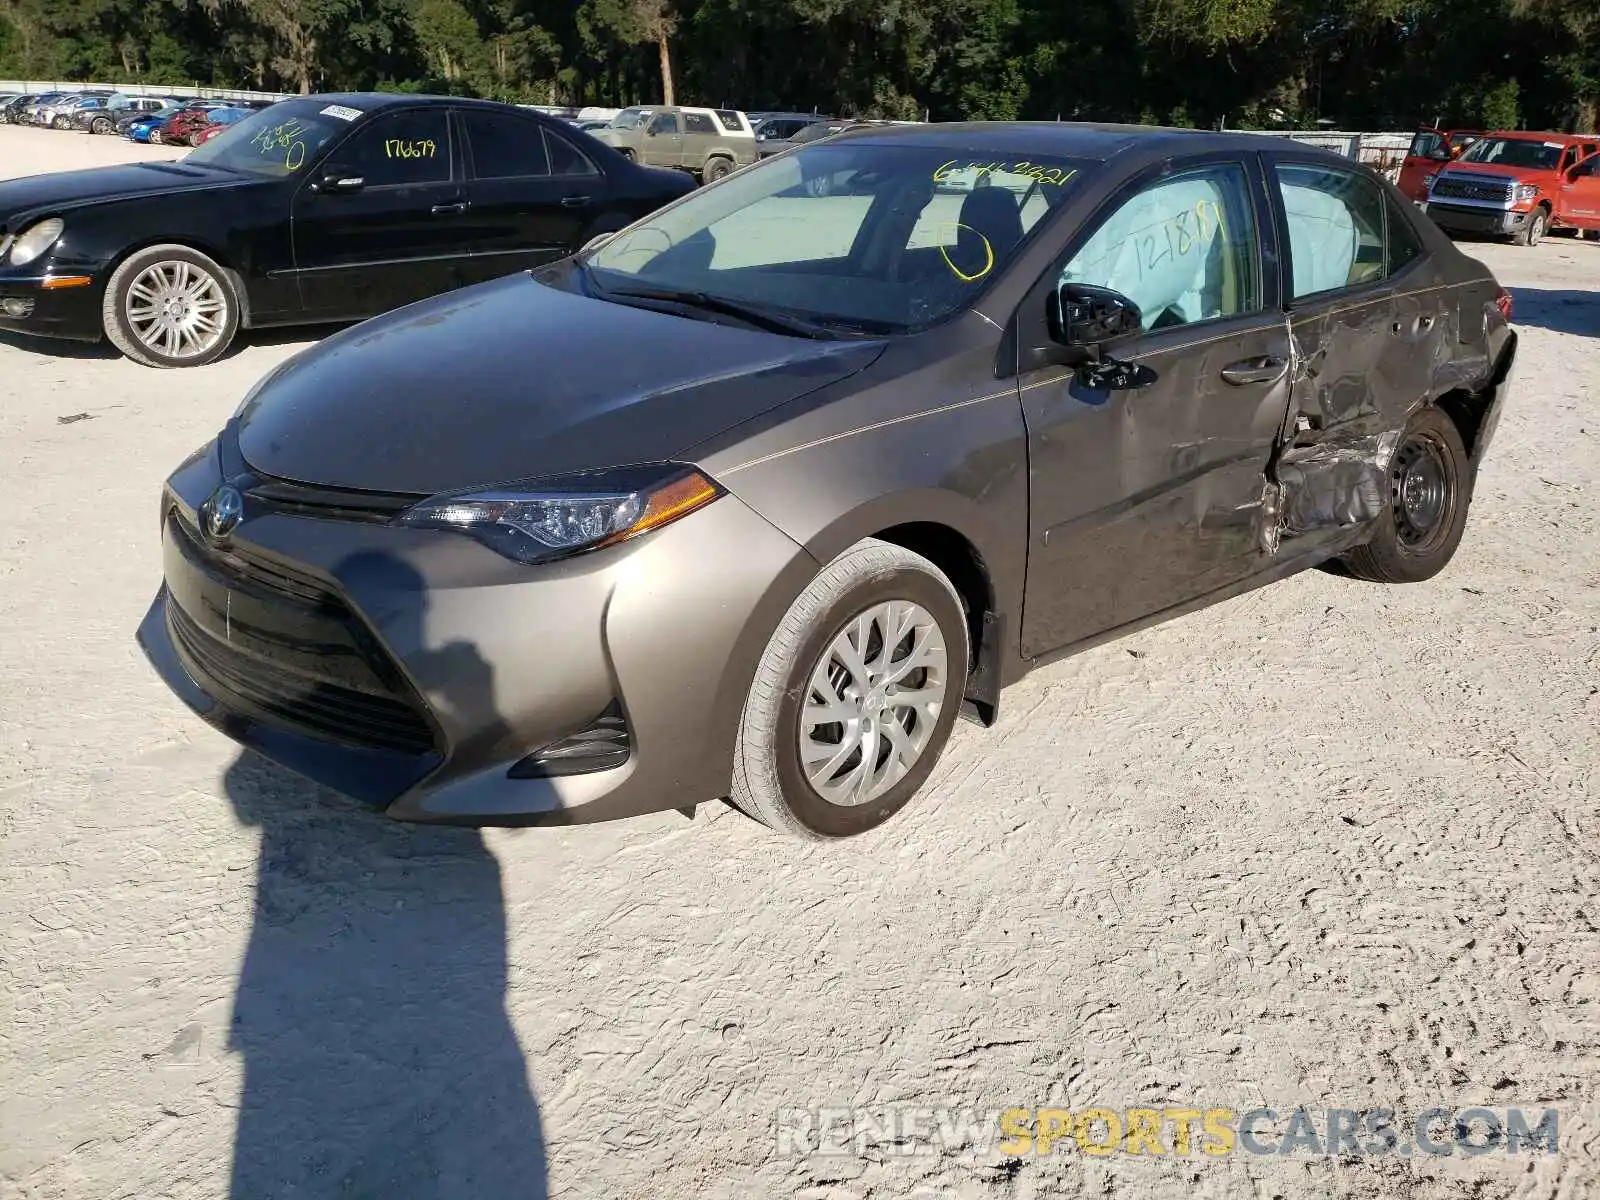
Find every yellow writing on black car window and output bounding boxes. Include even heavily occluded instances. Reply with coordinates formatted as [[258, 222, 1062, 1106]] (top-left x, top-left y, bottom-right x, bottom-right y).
[[933, 160, 1078, 187], [386, 139, 438, 160], [250, 119, 308, 170]]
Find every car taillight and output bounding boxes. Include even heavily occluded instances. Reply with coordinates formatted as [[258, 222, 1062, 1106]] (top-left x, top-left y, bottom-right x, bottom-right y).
[[1494, 288, 1513, 321]]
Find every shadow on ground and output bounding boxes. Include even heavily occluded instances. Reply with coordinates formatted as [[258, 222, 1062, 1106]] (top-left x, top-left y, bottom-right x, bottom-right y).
[[223, 751, 548, 1199], [1507, 287, 1600, 337], [0, 324, 341, 363]]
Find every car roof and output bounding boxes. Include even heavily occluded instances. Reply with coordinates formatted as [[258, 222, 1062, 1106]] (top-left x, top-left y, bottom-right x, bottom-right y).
[[826, 120, 1358, 164], [1481, 130, 1592, 143]]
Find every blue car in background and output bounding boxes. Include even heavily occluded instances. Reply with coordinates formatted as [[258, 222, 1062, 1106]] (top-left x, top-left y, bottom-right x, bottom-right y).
[[123, 105, 186, 142]]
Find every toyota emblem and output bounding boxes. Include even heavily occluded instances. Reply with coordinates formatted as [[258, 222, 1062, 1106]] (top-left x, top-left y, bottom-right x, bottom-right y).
[[201, 485, 244, 541]]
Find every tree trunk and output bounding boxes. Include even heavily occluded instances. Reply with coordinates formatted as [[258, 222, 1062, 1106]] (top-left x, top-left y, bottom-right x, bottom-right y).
[[657, 30, 674, 106]]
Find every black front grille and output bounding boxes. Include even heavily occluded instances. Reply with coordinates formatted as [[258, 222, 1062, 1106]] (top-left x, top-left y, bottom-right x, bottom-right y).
[[165, 516, 437, 756], [1431, 175, 1513, 203]]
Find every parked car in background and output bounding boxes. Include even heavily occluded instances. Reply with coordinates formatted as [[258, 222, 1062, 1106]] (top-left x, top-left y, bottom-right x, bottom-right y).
[[0, 93, 695, 366], [73, 95, 174, 134], [0, 94, 29, 123], [124, 105, 184, 142], [154, 107, 225, 146], [754, 113, 833, 157], [594, 105, 757, 182], [1396, 127, 1482, 202], [1424, 131, 1599, 244], [136, 123, 1517, 837], [49, 95, 110, 129], [17, 93, 68, 125], [570, 118, 611, 131], [191, 107, 253, 146]]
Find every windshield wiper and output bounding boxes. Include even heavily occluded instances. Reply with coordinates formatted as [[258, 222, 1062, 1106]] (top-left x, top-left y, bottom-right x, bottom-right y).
[[599, 284, 831, 339]]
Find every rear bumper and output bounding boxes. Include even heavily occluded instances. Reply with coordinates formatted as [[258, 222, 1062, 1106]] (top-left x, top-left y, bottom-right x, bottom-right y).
[[1424, 202, 1530, 238], [0, 272, 104, 342], [138, 438, 821, 826]]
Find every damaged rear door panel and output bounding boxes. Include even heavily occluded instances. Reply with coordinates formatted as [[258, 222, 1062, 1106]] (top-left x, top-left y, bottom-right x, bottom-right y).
[[1259, 158, 1458, 555]]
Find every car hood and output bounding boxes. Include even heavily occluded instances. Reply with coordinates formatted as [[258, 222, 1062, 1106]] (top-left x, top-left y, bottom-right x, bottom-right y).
[[234, 272, 885, 495], [0, 161, 242, 223], [1439, 163, 1535, 181]]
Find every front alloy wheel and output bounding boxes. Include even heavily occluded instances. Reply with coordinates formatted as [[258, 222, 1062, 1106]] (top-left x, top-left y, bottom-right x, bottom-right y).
[[102, 245, 240, 368], [733, 538, 969, 838]]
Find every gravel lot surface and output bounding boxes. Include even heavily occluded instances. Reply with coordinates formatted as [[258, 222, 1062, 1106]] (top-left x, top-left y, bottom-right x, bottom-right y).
[[1, 124, 1597, 1200]]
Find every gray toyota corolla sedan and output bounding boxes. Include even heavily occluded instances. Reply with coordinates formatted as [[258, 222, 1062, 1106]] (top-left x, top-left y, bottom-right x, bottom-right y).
[[139, 122, 1517, 838]]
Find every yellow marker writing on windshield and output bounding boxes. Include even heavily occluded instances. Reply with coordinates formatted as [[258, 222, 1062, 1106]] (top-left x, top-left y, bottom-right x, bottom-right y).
[[938, 223, 995, 283]]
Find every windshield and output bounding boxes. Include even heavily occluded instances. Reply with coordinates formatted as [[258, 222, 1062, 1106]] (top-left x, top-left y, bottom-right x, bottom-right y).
[[611, 108, 650, 130], [183, 100, 352, 176], [1458, 138, 1565, 170], [585, 142, 1090, 332]]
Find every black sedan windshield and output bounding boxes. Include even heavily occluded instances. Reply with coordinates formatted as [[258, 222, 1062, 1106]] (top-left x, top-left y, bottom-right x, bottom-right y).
[[585, 143, 1090, 332], [183, 100, 356, 176], [1457, 138, 1565, 170]]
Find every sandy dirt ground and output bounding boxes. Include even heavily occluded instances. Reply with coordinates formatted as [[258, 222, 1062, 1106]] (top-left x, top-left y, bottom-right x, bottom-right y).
[[0, 123, 1597, 1200]]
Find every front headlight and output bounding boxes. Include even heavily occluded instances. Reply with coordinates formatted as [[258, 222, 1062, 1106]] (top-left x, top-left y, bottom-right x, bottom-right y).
[[395, 463, 723, 564], [1515, 183, 1538, 202], [7, 218, 65, 267]]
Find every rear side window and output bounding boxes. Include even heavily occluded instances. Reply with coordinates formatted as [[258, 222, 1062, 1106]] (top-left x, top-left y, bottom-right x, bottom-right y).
[[1056, 162, 1263, 331], [1386, 195, 1426, 275], [714, 110, 746, 133], [545, 131, 598, 176], [684, 112, 716, 134], [1273, 163, 1387, 299], [463, 110, 549, 179]]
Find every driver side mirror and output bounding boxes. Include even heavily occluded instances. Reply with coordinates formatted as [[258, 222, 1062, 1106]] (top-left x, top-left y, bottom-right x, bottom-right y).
[[1048, 283, 1142, 357], [311, 171, 365, 195], [1026, 282, 1149, 386]]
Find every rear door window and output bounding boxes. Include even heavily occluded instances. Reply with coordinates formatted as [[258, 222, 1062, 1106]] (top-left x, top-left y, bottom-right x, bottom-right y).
[[1273, 163, 1387, 299], [462, 109, 549, 179], [684, 112, 716, 135]]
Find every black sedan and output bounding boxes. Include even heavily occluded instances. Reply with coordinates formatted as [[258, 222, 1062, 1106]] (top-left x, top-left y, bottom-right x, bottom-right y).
[[139, 123, 1516, 837], [0, 93, 696, 367]]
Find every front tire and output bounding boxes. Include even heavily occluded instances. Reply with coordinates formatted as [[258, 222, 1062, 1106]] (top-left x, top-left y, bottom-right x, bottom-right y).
[[1341, 406, 1472, 584], [102, 245, 240, 368], [1515, 206, 1548, 247], [732, 539, 969, 839]]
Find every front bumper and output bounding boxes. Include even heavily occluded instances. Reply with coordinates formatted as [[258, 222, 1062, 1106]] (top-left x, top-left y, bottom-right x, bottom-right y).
[[1423, 201, 1531, 238], [0, 272, 104, 342], [137, 438, 822, 826]]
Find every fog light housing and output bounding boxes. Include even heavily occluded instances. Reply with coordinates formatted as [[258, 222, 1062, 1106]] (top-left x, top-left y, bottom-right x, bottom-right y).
[[509, 702, 631, 778], [1, 297, 34, 319]]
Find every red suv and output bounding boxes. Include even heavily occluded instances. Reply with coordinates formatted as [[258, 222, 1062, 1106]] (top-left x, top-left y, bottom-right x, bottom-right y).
[[1396, 128, 1482, 203], [1424, 131, 1600, 245]]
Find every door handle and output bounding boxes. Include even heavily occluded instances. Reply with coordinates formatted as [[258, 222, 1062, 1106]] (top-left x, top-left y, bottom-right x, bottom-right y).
[[431, 201, 467, 215], [560, 195, 594, 208], [1219, 356, 1287, 386]]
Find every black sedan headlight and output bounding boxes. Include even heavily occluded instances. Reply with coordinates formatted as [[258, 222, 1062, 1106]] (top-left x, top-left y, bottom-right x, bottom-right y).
[[6, 218, 64, 267], [395, 463, 723, 565]]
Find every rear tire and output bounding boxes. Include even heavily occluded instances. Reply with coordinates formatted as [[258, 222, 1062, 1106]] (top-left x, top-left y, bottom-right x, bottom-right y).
[[91, 116, 113, 135], [102, 244, 240, 369], [702, 157, 735, 183], [732, 539, 969, 840], [1514, 206, 1548, 247], [1341, 406, 1472, 584]]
